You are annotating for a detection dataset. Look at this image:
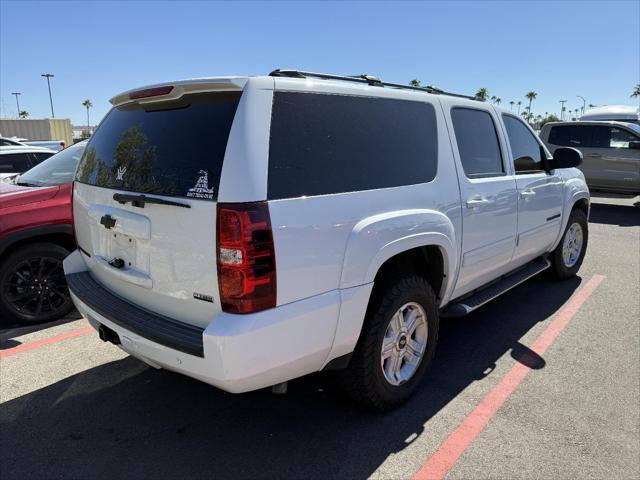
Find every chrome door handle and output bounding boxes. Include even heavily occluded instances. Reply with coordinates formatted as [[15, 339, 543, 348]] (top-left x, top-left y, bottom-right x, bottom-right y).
[[466, 197, 491, 208], [520, 189, 536, 198]]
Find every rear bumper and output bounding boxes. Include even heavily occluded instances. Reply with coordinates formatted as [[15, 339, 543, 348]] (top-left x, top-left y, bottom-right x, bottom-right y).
[[64, 251, 350, 393]]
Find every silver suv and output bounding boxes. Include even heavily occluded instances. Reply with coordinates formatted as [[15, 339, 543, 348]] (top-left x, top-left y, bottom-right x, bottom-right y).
[[540, 121, 640, 195]]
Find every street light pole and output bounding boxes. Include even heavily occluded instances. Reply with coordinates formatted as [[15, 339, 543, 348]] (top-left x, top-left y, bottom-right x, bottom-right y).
[[41, 73, 55, 118], [559, 100, 567, 121], [11, 92, 21, 117], [577, 95, 586, 117]]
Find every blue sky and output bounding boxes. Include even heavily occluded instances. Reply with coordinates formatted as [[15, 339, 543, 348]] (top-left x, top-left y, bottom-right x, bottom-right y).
[[1, 1, 638, 125]]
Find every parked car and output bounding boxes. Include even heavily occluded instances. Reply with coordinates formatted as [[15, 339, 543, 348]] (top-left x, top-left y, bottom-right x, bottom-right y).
[[0, 141, 86, 324], [0, 145, 56, 181], [64, 71, 588, 410], [0, 136, 26, 146], [23, 140, 66, 152], [540, 121, 640, 195]]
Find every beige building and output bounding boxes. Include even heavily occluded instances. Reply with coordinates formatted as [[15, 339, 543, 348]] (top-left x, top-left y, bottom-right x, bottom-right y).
[[0, 118, 73, 146]]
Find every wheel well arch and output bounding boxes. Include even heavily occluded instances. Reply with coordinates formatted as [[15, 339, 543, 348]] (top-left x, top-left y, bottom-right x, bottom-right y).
[[0, 228, 75, 262], [370, 245, 446, 304], [572, 197, 589, 217]]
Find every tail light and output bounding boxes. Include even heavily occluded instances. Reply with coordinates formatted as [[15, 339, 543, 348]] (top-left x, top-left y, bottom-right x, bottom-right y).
[[216, 202, 276, 314]]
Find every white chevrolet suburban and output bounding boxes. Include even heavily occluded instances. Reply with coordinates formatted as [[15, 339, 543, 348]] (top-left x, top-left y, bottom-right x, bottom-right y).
[[64, 70, 589, 410]]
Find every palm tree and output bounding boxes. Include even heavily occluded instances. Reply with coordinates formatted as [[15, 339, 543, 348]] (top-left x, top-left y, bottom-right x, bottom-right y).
[[475, 88, 489, 102], [588, 103, 596, 109], [19, 110, 29, 118], [631, 84, 640, 99], [509, 100, 515, 111], [82, 99, 93, 134], [492, 97, 502, 105], [525, 91, 538, 116], [574, 108, 579, 119], [517, 101, 522, 114], [409, 79, 421, 87]]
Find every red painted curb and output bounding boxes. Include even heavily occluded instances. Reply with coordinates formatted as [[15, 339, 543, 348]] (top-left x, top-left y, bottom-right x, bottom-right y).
[[413, 274, 605, 480], [0, 326, 94, 358]]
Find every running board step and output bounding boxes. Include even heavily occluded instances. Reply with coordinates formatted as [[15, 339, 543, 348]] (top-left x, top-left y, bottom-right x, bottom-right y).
[[441, 258, 550, 317]]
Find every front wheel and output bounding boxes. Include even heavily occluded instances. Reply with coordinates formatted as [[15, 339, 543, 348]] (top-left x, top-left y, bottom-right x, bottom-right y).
[[0, 243, 73, 324], [550, 209, 588, 279], [338, 275, 440, 411]]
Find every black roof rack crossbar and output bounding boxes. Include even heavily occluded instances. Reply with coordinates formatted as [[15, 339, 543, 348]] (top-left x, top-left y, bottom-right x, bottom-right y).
[[269, 69, 477, 101]]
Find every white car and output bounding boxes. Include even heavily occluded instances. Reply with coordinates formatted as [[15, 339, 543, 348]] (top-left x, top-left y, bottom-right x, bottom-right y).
[[0, 137, 26, 146], [64, 71, 589, 410], [0, 145, 56, 180], [22, 140, 66, 152]]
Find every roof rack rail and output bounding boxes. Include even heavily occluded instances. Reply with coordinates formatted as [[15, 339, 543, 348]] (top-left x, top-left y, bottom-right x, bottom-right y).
[[269, 69, 477, 101]]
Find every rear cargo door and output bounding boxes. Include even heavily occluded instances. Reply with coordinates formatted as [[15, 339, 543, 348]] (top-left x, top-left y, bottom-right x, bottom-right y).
[[73, 91, 241, 328]]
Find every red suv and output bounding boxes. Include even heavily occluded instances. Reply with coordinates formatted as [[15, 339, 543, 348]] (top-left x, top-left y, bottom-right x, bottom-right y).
[[0, 142, 86, 324]]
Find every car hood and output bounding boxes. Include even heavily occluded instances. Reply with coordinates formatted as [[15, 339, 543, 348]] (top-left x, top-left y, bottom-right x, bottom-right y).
[[0, 182, 60, 209]]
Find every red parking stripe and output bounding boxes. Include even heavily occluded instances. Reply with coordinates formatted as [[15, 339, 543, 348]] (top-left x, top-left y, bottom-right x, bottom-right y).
[[413, 274, 605, 480], [0, 326, 94, 358]]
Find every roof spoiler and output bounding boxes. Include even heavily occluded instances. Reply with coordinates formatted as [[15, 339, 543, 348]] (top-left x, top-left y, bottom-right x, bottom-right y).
[[110, 77, 248, 107]]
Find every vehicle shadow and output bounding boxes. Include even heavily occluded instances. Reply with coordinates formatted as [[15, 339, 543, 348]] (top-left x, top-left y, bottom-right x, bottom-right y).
[[589, 202, 640, 227], [0, 275, 581, 480], [0, 310, 82, 348]]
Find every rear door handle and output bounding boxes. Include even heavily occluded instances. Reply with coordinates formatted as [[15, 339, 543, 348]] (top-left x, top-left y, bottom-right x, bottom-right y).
[[520, 189, 536, 199], [466, 197, 492, 208]]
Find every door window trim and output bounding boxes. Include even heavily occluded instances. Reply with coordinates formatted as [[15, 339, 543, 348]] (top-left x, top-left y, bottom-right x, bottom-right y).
[[450, 106, 507, 179]]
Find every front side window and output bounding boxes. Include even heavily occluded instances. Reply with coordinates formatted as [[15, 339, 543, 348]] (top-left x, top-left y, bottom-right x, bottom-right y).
[[268, 92, 438, 199], [451, 108, 504, 178], [503, 115, 544, 173], [0, 153, 32, 173], [609, 127, 639, 149]]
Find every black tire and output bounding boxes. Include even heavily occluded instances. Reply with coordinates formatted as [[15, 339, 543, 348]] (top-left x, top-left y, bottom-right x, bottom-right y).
[[0, 243, 73, 324], [550, 209, 588, 279], [338, 275, 440, 411]]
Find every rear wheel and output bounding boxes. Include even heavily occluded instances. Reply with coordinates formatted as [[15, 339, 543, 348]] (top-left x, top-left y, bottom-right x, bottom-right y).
[[0, 243, 73, 324], [550, 209, 588, 279], [338, 275, 439, 411]]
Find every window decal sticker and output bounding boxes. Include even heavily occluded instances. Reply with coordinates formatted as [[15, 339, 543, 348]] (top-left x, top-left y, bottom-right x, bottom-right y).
[[187, 170, 214, 199]]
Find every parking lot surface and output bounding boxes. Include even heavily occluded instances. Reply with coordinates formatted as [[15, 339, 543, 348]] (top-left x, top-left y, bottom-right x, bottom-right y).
[[1, 195, 638, 480]]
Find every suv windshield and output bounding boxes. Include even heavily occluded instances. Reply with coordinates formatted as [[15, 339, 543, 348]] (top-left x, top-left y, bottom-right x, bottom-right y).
[[75, 92, 241, 200], [18, 142, 86, 187]]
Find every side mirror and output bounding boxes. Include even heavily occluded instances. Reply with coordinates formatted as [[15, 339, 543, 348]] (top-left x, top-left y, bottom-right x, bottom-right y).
[[628, 141, 640, 150], [547, 147, 582, 171]]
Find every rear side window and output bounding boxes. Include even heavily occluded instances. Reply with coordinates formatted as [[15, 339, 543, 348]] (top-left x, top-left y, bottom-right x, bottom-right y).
[[0, 153, 32, 173], [268, 92, 438, 199], [451, 108, 504, 177], [548, 125, 593, 147], [31, 152, 54, 165], [502, 115, 544, 173], [76, 92, 241, 200]]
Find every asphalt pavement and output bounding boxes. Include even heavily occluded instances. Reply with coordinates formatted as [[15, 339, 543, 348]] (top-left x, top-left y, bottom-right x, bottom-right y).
[[1, 194, 638, 479]]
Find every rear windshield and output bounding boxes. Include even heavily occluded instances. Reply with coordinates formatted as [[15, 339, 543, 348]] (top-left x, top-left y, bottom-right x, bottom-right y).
[[76, 92, 241, 200]]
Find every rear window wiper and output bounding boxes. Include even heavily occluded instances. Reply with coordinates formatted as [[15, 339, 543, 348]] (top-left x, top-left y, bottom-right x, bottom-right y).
[[113, 193, 191, 209]]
